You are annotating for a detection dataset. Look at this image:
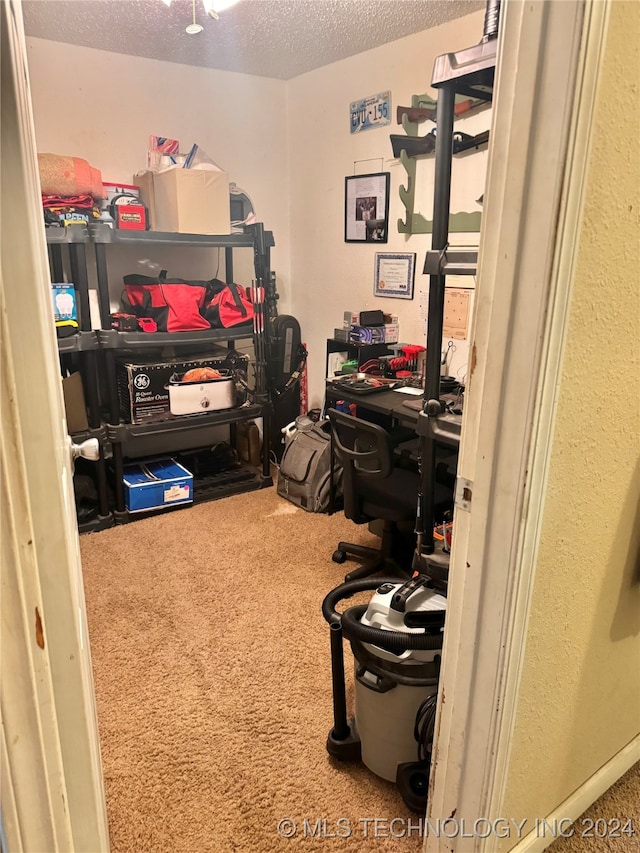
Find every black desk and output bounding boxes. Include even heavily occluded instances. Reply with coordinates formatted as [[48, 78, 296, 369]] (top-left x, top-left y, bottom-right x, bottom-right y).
[[325, 382, 416, 422], [324, 379, 463, 448]]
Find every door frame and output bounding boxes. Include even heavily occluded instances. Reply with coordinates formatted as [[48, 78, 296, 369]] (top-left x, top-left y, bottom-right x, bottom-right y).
[[1, 0, 613, 849], [1, 2, 109, 850], [425, 1, 612, 851]]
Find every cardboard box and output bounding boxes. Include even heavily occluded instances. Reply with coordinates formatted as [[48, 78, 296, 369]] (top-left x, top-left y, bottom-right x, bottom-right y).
[[117, 351, 230, 424], [136, 168, 230, 235], [62, 372, 89, 433], [123, 458, 193, 513], [134, 171, 157, 230]]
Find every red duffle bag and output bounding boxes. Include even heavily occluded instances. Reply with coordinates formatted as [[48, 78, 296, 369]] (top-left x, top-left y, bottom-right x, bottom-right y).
[[122, 271, 211, 332], [204, 279, 254, 329]]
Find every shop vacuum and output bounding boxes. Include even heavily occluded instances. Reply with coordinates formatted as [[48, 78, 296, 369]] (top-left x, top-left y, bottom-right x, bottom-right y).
[[322, 573, 446, 812]]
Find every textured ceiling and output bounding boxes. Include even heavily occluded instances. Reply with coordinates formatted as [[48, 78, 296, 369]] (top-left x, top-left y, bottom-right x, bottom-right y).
[[22, 0, 484, 80]]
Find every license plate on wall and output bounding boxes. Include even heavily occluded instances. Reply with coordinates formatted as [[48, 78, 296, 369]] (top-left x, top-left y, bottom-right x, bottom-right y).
[[350, 91, 391, 134]]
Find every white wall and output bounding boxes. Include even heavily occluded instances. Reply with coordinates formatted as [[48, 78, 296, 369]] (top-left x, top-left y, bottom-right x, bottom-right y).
[[26, 9, 489, 408], [26, 37, 291, 307], [288, 10, 487, 406]]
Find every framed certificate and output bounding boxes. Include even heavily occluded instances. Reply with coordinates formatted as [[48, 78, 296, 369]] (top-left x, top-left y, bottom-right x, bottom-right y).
[[374, 252, 416, 299], [344, 172, 390, 243]]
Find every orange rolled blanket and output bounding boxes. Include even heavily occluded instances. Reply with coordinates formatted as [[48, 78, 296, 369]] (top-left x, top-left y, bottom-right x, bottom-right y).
[[38, 153, 106, 201]]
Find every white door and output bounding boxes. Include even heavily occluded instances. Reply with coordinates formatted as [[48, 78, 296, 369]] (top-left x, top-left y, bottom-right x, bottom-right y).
[[425, 2, 619, 851], [0, 2, 109, 850]]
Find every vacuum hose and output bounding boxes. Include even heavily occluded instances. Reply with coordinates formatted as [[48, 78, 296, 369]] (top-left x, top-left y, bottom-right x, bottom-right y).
[[322, 577, 398, 624], [342, 605, 443, 652], [322, 577, 444, 653]]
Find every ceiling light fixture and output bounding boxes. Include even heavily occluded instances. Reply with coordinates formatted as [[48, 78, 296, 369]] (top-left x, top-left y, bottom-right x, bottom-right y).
[[185, 0, 204, 34]]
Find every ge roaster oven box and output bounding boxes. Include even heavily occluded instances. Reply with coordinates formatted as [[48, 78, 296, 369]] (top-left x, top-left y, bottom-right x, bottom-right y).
[[117, 351, 230, 424]]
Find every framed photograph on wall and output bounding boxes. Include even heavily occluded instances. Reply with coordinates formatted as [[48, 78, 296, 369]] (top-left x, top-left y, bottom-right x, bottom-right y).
[[344, 172, 390, 243], [374, 252, 416, 299]]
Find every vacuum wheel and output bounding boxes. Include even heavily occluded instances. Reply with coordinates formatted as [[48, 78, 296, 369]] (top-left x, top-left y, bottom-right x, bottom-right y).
[[332, 549, 347, 564], [396, 760, 430, 814]]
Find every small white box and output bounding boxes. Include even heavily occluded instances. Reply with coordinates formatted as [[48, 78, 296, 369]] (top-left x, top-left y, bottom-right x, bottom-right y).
[[343, 311, 359, 329], [384, 323, 399, 343]]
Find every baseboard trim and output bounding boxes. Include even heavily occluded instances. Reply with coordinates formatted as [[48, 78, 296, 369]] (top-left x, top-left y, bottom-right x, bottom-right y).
[[509, 736, 640, 853]]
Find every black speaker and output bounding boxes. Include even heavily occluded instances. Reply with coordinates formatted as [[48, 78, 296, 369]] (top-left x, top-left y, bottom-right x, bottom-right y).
[[359, 309, 385, 327]]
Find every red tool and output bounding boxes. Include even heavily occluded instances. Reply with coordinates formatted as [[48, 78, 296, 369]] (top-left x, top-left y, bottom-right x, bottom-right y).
[[137, 317, 157, 333]]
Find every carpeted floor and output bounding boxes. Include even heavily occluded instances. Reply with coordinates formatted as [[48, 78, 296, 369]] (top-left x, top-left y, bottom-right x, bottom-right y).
[[80, 485, 639, 853], [81, 486, 419, 853]]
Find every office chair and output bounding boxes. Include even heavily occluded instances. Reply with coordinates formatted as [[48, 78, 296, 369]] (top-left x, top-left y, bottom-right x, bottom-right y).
[[327, 407, 451, 582]]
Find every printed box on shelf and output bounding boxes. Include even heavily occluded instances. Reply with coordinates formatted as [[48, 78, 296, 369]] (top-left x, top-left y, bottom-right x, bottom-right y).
[[117, 351, 230, 424], [51, 283, 77, 322]]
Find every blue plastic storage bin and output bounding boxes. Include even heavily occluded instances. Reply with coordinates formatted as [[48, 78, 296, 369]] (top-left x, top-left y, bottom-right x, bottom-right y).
[[123, 458, 193, 513]]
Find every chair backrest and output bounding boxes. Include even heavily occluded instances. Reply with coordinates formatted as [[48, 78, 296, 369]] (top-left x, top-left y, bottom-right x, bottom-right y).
[[327, 408, 395, 524]]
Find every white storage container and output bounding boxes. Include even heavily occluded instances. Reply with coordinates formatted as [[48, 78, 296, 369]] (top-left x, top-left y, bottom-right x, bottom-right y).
[[166, 369, 236, 415]]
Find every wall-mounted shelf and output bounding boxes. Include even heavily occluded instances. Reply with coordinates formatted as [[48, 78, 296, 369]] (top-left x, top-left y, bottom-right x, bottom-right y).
[[394, 92, 490, 235], [391, 128, 489, 159], [396, 92, 434, 235]]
